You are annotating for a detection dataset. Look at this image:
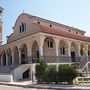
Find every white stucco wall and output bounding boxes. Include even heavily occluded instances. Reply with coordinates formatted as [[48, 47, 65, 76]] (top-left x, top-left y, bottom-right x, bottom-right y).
[[13, 64, 31, 80], [0, 74, 13, 82]]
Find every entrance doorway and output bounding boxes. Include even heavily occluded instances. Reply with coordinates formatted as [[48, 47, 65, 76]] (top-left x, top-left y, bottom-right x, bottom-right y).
[[21, 53, 26, 64], [22, 69, 30, 79], [71, 51, 76, 62]]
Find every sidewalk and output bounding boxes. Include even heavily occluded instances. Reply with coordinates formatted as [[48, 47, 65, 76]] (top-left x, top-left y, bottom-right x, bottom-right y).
[[0, 80, 32, 87], [0, 81, 90, 90]]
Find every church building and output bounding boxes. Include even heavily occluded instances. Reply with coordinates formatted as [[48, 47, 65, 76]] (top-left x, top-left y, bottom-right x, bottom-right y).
[[0, 9, 90, 81]]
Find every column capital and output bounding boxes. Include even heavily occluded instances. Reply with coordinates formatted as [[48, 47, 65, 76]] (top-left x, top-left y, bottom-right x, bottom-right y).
[[54, 37, 60, 47], [39, 36, 46, 47], [18, 48, 21, 51]]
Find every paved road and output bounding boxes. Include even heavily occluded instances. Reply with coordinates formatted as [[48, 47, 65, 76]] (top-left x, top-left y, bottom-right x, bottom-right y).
[[0, 85, 24, 90], [0, 85, 90, 90], [0, 85, 53, 90]]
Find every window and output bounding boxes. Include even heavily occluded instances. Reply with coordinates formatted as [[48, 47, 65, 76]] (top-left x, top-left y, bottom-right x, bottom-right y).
[[88, 50, 90, 56], [22, 23, 24, 32], [50, 41, 53, 48], [19, 26, 22, 33], [47, 41, 53, 48], [60, 46, 65, 55], [81, 33, 84, 35], [50, 24, 52, 27], [37, 21, 40, 24], [19, 22, 26, 33], [69, 30, 71, 32]]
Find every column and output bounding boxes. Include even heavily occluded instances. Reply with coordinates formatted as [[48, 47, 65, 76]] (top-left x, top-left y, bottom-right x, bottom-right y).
[[27, 48, 32, 63], [39, 45, 43, 57], [1, 56, 3, 66], [31, 64, 35, 83], [12, 51, 14, 65], [56, 47, 59, 56], [19, 49, 21, 64], [77, 44, 81, 57], [0, 56, 1, 66], [6, 53, 8, 66], [38, 35, 45, 58], [54, 38, 59, 56], [27, 48, 32, 57], [68, 43, 71, 57]]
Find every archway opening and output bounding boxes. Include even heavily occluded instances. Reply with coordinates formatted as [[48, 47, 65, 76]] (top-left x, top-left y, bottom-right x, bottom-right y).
[[43, 37, 55, 57], [59, 40, 68, 56], [2, 50, 6, 66], [7, 48, 12, 65], [21, 44, 28, 64], [13, 46, 19, 65], [70, 42, 78, 62], [32, 41, 39, 63]]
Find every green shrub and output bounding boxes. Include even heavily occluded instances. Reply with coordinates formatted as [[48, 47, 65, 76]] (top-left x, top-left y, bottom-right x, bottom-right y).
[[58, 65, 78, 84], [35, 61, 78, 84], [47, 65, 57, 83]]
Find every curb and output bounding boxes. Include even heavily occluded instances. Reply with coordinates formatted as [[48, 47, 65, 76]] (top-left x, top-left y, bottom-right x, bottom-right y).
[[0, 82, 25, 87], [0, 83, 90, 90]]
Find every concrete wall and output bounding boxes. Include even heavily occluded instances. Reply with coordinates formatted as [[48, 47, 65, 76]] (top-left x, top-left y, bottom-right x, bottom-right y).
[[0, 74, 13, 82]]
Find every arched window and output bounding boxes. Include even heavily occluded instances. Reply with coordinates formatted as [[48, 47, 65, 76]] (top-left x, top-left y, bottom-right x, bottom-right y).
[[47, 41, 53, 48], [60, 46, 65, 55], [19, 22, 26, 33]]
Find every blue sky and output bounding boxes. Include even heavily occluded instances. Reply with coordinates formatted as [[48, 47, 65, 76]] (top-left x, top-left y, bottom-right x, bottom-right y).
[[0, 0, 90, 44]]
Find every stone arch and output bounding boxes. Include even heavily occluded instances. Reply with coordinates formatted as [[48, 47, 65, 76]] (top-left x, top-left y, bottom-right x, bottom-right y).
[[32, 41, 39, 62], [2, 50, 6, 66], [7, 48, 12, 65], [43, 37, 56, 56], [20, 43, 28, 64], [59, 40, 68, 56], [13, 46, 19, 65]]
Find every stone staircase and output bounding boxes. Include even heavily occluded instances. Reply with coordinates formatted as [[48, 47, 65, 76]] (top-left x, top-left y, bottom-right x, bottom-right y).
[[0, 63, 31, 81], [11, 64, 31, 80], [78, 56, 90, 76]]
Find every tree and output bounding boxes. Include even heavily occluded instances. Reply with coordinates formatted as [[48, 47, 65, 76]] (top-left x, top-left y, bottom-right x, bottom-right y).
[[35, 59, 47, 83]]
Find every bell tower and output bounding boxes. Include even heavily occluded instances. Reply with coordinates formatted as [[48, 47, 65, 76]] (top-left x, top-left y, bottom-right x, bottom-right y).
[[0, 6, 4, 45]]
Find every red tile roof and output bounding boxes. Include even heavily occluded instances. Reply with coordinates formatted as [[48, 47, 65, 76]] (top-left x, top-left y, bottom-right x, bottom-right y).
[[39, 25, 90, 42]]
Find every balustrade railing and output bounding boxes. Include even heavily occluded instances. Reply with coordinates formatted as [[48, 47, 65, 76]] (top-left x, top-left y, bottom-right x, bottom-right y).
[[8, 56, 81, 73], [3, 55, 90, 75], [19, 56, 81, 64]]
